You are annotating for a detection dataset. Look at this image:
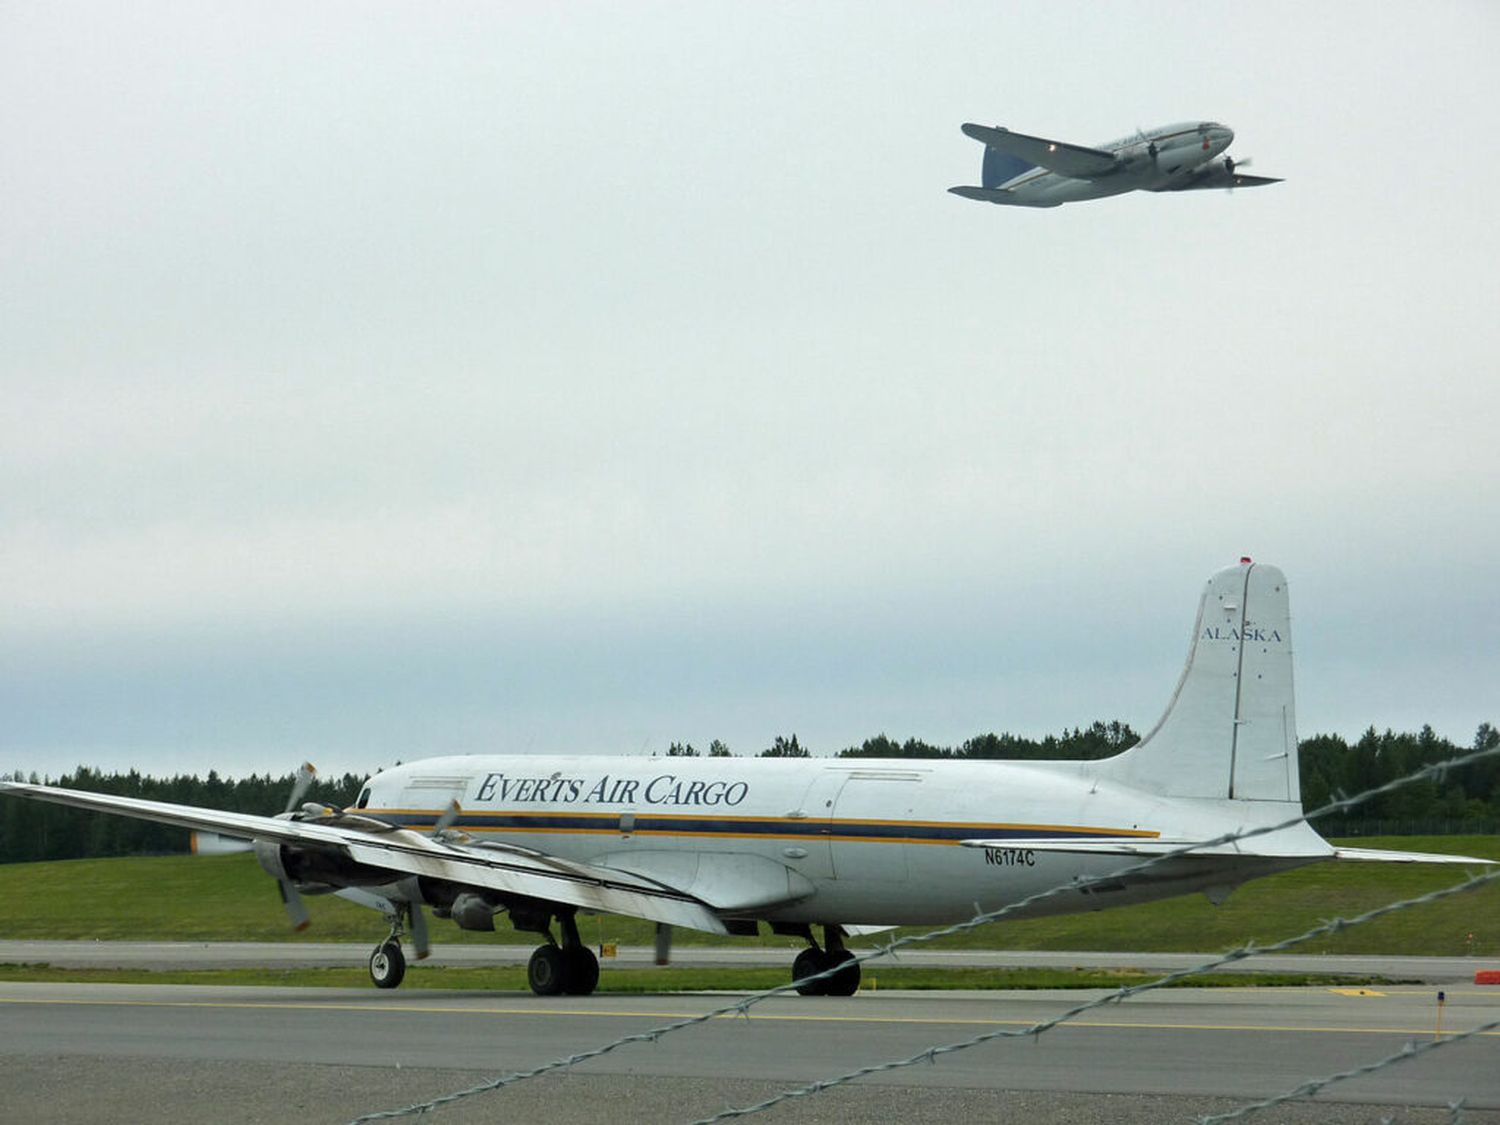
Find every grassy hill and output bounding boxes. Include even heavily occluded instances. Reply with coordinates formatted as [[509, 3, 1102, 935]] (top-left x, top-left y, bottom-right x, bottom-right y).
[[1, 836, 1494, 957]]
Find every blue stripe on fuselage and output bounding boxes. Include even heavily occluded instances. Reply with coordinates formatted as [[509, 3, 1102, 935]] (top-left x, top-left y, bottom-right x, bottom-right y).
[[370, 810, 1151, 844]]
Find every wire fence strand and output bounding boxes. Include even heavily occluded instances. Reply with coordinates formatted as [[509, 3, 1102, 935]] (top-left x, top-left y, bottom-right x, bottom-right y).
[[1197, 1015, 1500, 1123], [691, 866, 1500, 1123], [349, 739, 1500, 1123]]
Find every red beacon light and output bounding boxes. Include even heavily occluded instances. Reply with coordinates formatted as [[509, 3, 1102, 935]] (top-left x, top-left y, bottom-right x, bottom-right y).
[[1239, 556, 1253, 565]]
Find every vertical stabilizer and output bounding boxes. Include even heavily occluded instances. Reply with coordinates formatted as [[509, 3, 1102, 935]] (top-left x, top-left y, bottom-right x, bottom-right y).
[[1102, 561, 1300, 803]]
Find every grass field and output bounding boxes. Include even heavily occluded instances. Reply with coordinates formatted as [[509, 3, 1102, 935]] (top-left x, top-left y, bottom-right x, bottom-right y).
[[1, 836, 1494, 958]]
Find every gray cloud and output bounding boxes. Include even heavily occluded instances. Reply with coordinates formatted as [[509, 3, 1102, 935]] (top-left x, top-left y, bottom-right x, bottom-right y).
[[4, 3, 1497, 776]]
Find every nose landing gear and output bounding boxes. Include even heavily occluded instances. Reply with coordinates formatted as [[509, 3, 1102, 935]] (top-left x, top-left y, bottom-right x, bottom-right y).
[[369, 940, 406, 989]]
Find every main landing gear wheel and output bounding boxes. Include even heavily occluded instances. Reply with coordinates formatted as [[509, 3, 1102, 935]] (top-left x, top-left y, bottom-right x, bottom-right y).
[[527, 944, 601, 996], [369, 940, 406, 989], [820, 948, 860, 997], [562, 946, 600, 995], [792, 931, 861, 997], [528, 945, 566, 996], [792, 947, 826, 996]]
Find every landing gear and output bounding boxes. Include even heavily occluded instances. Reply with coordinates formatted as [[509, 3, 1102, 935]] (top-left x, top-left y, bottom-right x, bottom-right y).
[[369, 941, 406, 989], [366, 900, 426, 990], [524, 909, 601, 996], [527, 945, 566, 995], [790, 926, 861, 997]]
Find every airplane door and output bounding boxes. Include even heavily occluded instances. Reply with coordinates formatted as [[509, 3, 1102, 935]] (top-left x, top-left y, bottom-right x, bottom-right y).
[[828, 768, 920, 883], [780, 769, 841, 880]]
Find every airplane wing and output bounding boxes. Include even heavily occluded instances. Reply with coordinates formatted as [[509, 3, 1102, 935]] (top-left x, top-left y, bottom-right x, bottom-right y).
[[0, 780, 731, 933], [960, 123, 1119, 179], [1155, 166, 1283, 192]]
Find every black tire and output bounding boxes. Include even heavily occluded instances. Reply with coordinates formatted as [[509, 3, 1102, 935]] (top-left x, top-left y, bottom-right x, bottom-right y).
[[528, 944, 567, 996], [369, 941, 406, 989], [821, 948, 861, 997], [792, 947, 827, 996], [561, 946, 601, 996]]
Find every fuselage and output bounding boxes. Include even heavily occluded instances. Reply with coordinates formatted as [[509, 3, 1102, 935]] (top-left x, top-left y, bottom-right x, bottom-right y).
[[1004, 121, 1234, 206], [359, 752, 1327, 928]]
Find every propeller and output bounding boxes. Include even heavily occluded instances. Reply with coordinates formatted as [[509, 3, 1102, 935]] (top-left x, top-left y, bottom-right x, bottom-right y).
[[284, 761, 317, 814], [409, 899, 431, 960], [1225, 156, 1253, 191], [274, 762, 317, 931], [430, 799, 464, 842], [1137, 127, 1159, 169]]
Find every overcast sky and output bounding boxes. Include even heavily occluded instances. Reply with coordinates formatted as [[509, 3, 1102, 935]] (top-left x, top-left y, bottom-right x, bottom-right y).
[[3, 2, 1497, 779]]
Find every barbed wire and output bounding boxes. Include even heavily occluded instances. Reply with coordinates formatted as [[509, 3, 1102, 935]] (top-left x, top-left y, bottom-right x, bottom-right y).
[[691, 865, 1500, 1123], [350, 739, 1500, 1123], [1197, 1015, 1500, 1123]]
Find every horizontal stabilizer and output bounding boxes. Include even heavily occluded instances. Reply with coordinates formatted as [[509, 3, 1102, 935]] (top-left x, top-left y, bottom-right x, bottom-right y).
[[959, 123, 1118, 179], [1334, 846, 1496, 865], [948, 185, 1055, 208]]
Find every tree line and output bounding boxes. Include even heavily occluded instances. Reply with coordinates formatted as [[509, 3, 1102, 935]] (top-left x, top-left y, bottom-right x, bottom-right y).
[[3, 721, 1495, 863]]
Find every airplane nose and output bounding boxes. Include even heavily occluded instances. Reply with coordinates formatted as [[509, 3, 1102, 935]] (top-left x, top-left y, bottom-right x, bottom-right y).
[[1218, 127, 1235, 147]]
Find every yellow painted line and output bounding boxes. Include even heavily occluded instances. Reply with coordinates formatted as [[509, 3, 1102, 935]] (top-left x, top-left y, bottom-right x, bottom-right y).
[[2, 995, 1498, 1039], [1329, 987, 1386, 996]]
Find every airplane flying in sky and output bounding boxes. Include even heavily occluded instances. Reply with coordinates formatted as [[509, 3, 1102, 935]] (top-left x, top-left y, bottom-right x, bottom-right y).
[[1, 561, 1484, 997], [950, 121, 1282, 207]]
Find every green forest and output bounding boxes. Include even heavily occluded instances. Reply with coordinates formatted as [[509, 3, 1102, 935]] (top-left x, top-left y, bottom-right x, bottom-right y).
[[3, 721, 1496, 864]]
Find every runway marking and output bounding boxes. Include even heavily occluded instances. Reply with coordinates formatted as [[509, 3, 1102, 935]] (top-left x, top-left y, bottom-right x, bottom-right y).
[[1329, 987, 1386, 996], [3, 994, 1498, 1039]]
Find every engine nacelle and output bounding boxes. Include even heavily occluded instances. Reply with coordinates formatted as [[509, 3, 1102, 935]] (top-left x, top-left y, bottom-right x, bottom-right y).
[[449, 891, 499, 932], [252, 840, 391, 893]]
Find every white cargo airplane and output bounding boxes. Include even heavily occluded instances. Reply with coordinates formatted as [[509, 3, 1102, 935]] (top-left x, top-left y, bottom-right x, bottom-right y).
[[950, 121, 1282, 207], [0, 561, 1484, 997]]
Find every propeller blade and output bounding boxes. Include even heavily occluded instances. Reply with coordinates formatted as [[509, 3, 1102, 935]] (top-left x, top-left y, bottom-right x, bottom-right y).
[[276, 877, 311, 931], [654, 922, 673, 966], [284, 762, 317, 813], [409, 903, 431, 960], [431, 800, 462, 838]]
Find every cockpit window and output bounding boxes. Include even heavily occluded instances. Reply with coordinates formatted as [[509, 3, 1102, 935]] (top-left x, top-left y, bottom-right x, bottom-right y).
[[356, 787, 371, 809]]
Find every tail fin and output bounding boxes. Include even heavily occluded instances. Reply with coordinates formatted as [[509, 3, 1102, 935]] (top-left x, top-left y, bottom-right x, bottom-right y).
[[1101, 560, 1300, 803], [982, 146, 1035, 188]]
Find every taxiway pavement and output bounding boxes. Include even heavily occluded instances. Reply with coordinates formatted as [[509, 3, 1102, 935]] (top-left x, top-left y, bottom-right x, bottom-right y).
[[2, 980, 1496, 1123], [2, 939, 1493, 983]]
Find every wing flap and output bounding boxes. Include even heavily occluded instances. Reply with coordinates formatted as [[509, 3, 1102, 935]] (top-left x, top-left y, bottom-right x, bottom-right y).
[[343, 837, 729, 932], [960, 124, 1118, 179], [1334, 846, 1496, 865]]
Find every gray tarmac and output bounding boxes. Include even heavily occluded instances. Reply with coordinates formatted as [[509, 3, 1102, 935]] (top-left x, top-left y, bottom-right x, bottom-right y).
[[4, 938, 1496, 983], [2, 980, 1497, 1124]]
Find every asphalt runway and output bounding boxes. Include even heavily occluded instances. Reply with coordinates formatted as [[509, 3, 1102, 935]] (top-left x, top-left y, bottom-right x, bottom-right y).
[[4, 938, 1494, 983], [2, 981, 1497, 1124]]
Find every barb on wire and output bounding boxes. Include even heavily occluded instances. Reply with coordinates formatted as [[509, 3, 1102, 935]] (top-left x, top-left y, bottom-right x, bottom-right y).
[[1197, 1018, 1500, 1123], [691, 866, 1500, 1124], [350, 739, 1500, 1124]]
